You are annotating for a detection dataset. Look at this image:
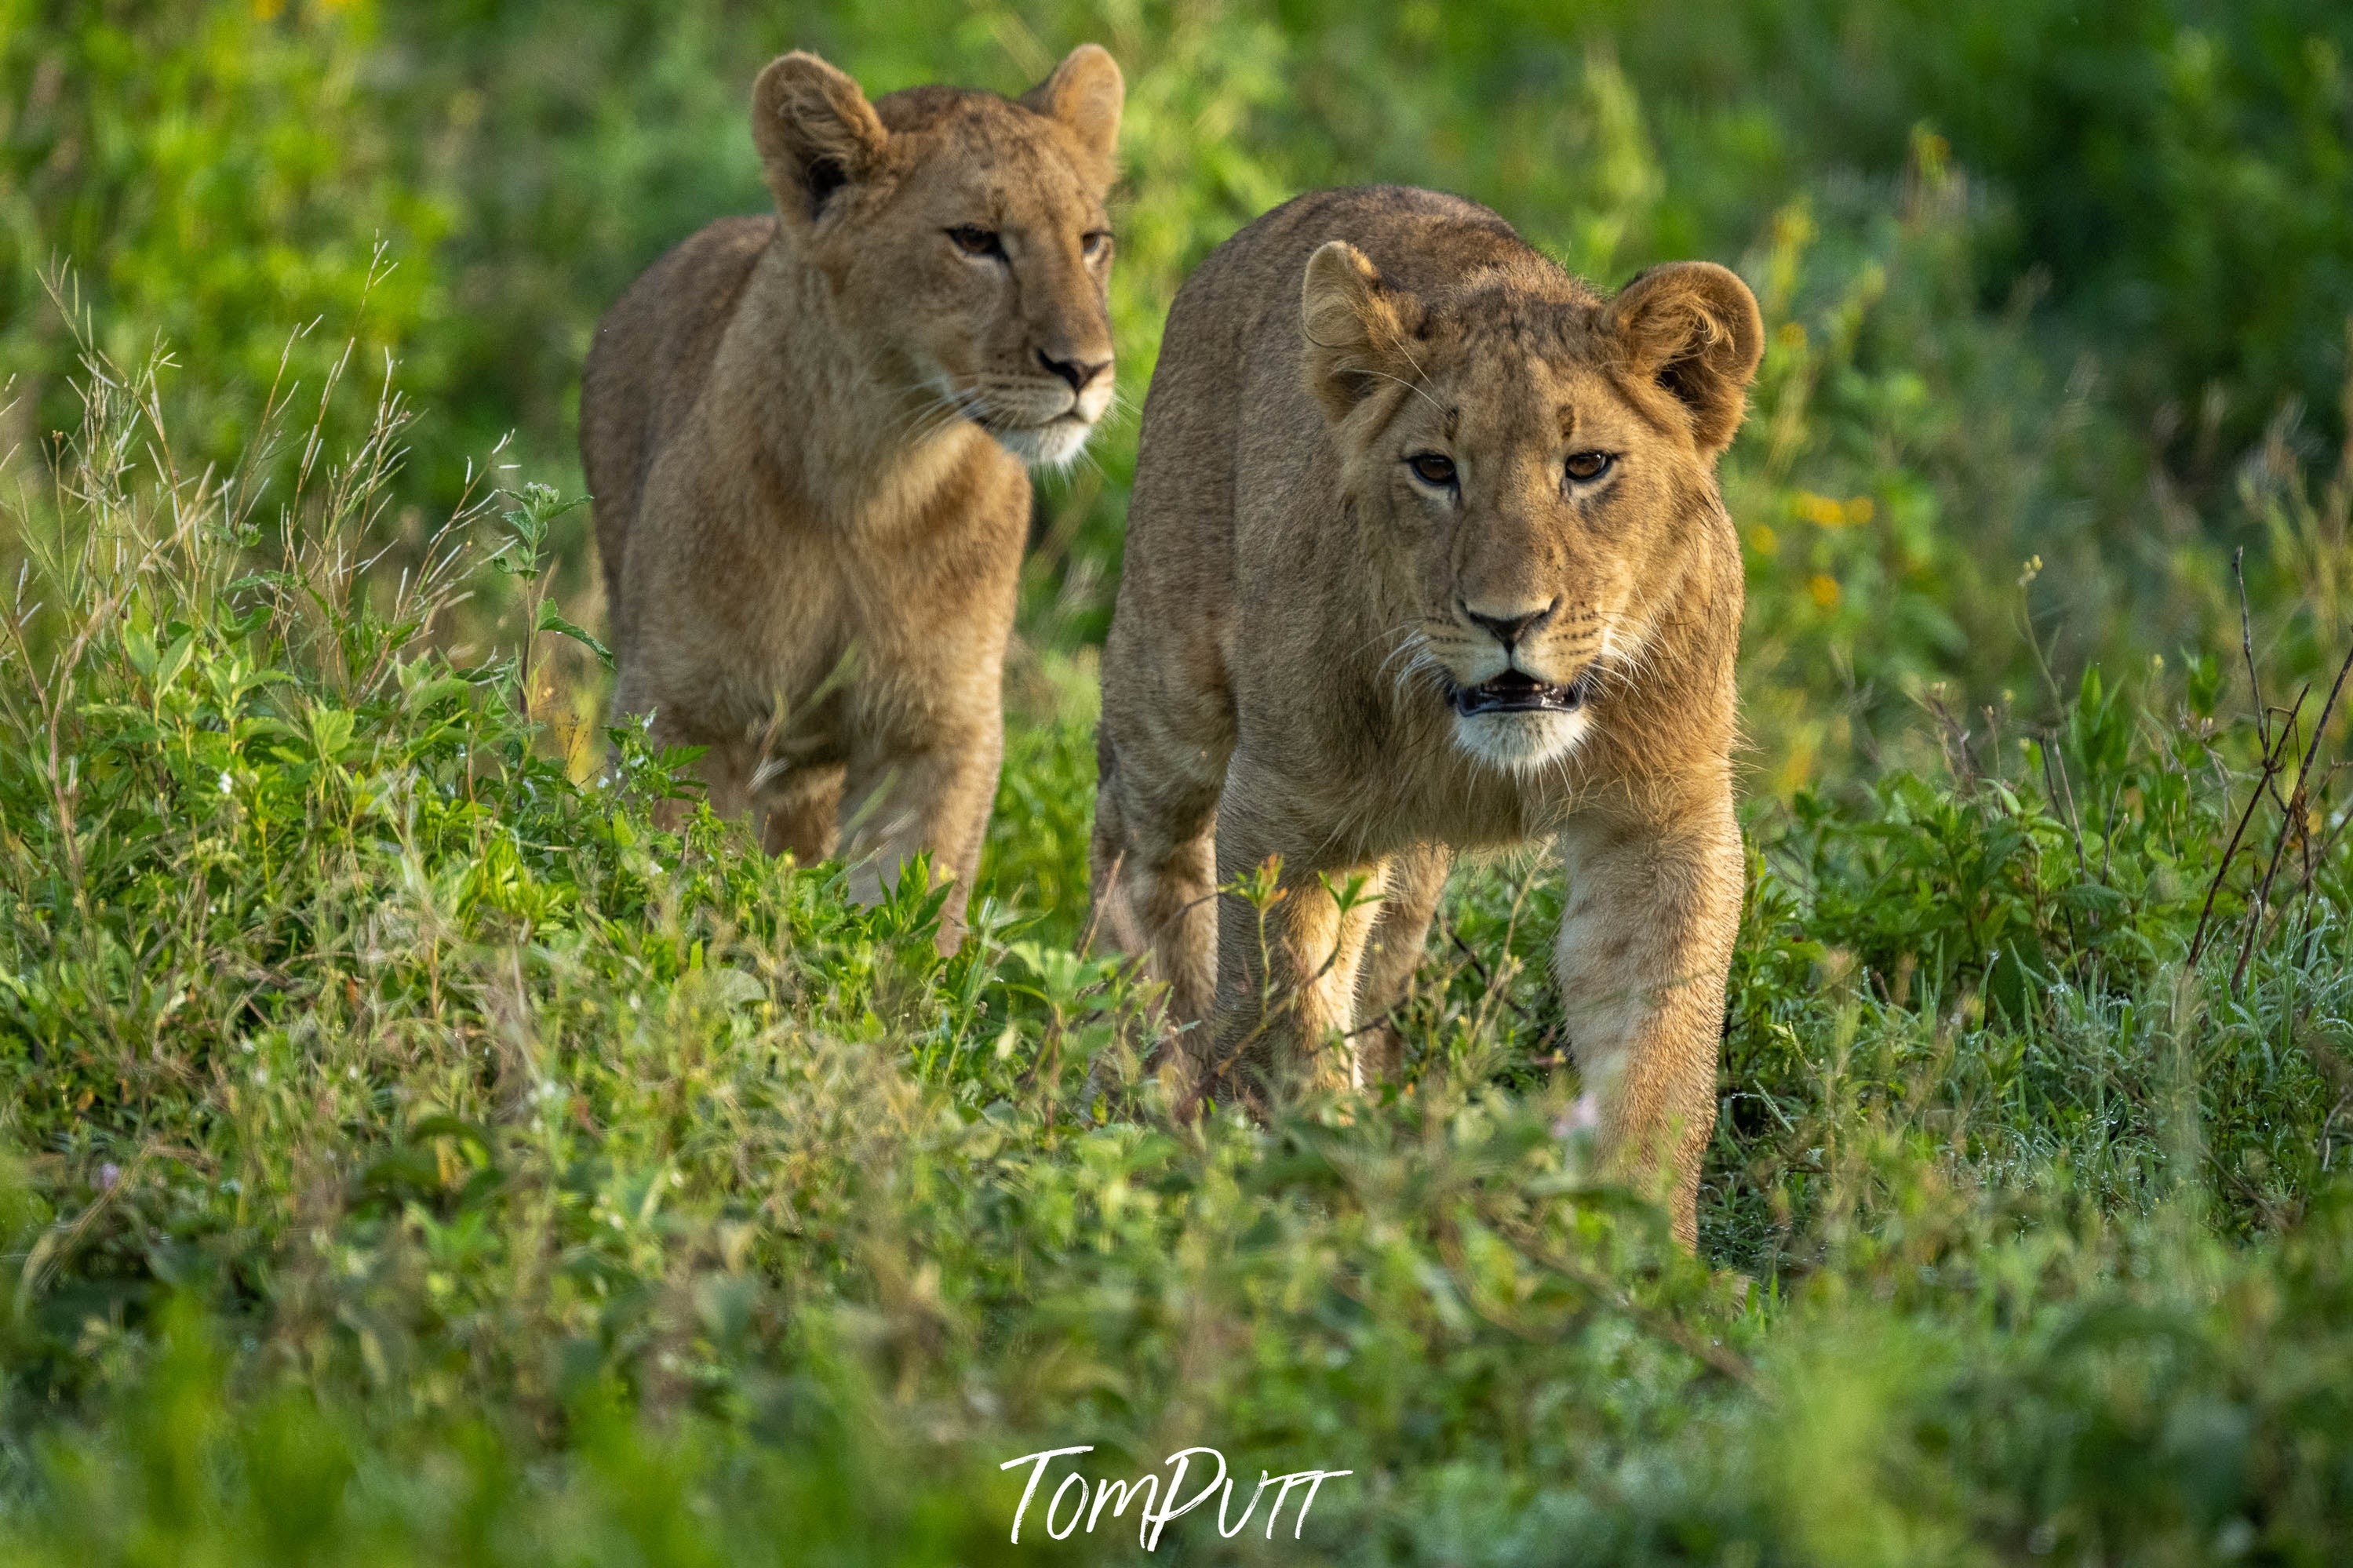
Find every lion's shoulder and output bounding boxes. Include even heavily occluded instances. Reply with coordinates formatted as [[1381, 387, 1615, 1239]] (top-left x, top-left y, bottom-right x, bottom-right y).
[[580, 214, 778, 609], [585, 215, 773, 404]]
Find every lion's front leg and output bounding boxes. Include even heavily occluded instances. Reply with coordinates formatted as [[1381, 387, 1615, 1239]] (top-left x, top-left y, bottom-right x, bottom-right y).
[[610, 664, 758, 835], [839, 704, 1003, 954], [1351, 842, 1450, 1086], [1553, 791, 1743, 1249], [1199, 762, 1386, 1104], [1089, 762, 1222, 1029], [756, 762, 845, 863], [835, 518, 1021, 955]]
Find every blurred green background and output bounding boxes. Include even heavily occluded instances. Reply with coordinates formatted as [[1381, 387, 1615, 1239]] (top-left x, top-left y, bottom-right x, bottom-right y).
[[11, 0, 2353, 783]]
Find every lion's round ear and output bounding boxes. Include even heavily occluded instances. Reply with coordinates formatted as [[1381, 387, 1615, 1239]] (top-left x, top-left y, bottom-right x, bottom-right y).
[[1301, 241, 1414, 423], [752, 52, 889, 224], [1022, 44, 1124, 177], [1608, 261, 1764, 456]]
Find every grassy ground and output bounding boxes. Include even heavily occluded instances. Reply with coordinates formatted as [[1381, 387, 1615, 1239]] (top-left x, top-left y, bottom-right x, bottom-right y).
[[5, 2, 2353, 1562]]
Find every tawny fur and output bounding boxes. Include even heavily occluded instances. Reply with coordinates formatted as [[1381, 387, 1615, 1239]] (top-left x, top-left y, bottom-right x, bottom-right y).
[[1092, 187, 1762, 1246], [583, 45, 1124, 951]]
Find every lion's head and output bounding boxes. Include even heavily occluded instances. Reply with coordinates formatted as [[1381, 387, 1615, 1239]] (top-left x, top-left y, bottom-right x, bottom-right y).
[[751, 46, 1123, 468], [1299, 241, 1762, 774]]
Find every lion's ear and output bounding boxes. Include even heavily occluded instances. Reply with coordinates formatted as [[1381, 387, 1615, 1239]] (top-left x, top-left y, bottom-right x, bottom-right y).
[[1608, 261, 1763, 456], [1301, 241, 1415, 423], [1022, 44, 1124, 176], [752, 52, 889, 223]]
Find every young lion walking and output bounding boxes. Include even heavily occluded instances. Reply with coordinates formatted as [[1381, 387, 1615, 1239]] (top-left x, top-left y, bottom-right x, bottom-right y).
[[583, 46, 1124, 950], [1091, 187, 1761, 1245]]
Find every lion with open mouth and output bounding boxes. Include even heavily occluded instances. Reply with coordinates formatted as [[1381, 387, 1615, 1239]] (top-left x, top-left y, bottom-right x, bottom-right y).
[[1091, 185, 1761, 1245]]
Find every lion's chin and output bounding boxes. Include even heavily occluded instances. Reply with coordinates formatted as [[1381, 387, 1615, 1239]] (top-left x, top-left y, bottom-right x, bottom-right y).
[[1452, 707, 1591, 775], [989, 415, 1096, 471]]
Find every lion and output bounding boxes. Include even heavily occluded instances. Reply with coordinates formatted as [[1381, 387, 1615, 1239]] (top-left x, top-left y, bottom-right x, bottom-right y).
[[581, 45, 1124, 951], [1091, 186, 1761, 1246]]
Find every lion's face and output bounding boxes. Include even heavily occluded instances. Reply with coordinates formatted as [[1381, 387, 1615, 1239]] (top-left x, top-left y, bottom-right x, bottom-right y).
[[1302, 246, 1761, 775], [751, 49, 1123, 470]]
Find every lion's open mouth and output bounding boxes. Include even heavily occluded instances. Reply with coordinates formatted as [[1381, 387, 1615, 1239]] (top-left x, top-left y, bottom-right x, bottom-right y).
[[1450, 669, 1591, 717], [982, 409, 1088, 434]]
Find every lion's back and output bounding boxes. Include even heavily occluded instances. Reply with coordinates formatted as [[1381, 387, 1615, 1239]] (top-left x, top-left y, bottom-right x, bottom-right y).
[[580, 215, 775, 623]]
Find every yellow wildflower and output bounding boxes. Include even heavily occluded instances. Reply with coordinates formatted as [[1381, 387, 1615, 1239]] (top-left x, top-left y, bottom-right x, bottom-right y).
[[1796, 492, 1846, 528]]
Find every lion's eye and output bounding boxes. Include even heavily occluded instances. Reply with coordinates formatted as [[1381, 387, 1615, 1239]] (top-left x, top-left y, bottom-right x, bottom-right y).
[[947, 225, 1003, 258], [1081, 230, 1113, 261], [1407, 452, 1458, 488], [1564, 450, 1615, 483]]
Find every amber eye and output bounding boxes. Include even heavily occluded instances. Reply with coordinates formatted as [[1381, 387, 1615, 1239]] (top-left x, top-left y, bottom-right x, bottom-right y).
[[946, 225, 1003, 257], [1407, 452, 1458, 488], [1081, 229, 1113, 261], [1564, 450, 1615, 483]]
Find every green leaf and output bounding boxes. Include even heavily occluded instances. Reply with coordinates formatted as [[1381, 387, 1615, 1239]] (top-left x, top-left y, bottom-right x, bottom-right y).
[[535, 601, 613, 669], [308, 704, 357, 762], [152, 630, 196, 696]]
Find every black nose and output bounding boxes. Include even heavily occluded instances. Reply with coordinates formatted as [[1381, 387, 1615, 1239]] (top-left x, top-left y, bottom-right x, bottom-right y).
[[1038, 350, 1110, 392], [1462, 600, 1558, 649]]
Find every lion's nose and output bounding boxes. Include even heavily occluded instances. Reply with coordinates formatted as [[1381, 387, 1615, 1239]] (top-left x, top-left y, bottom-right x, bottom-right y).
[[1037, 349, 1112, 392], [1461, 598, 1559, 649]]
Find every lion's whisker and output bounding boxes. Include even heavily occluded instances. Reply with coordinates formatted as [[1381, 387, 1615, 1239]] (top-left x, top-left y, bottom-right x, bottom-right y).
[[1356, 367, 1448, 420]]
